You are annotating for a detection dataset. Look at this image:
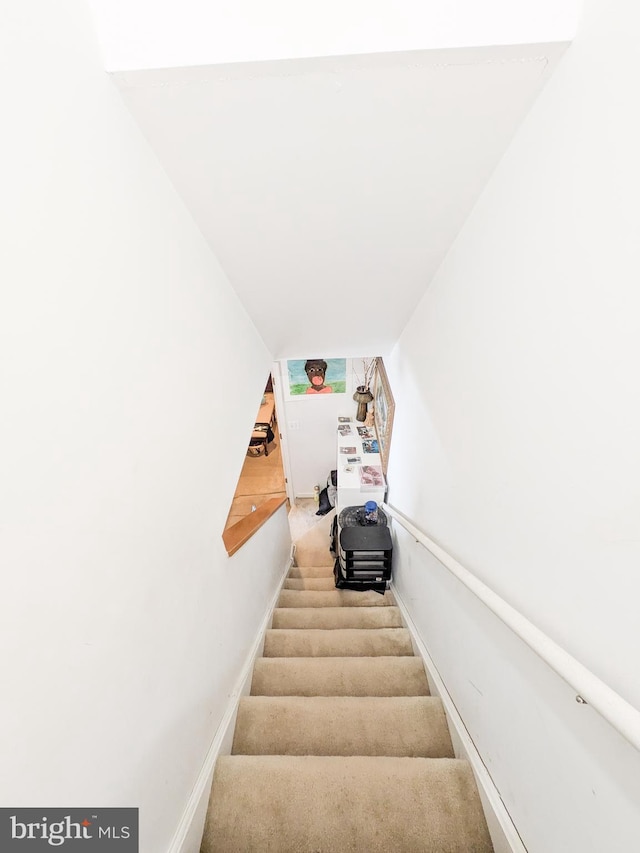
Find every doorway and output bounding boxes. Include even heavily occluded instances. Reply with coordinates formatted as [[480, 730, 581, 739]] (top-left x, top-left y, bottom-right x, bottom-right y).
[[223, 372, 290, 532]]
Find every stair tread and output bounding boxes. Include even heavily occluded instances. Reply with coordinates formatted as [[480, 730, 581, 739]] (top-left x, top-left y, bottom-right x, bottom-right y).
[[202, 755, 493, 853], [263, 627, 413, 657], [289, 565, 335, 578], [233, 695, 454, 757], [272, 606, 404, 629], [284, 577, 337, 590], [251, 656, 430, 697], [278, 589, 395, 608]]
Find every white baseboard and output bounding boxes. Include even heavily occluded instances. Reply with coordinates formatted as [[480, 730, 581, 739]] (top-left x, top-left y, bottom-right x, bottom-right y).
[[391, 583, 528, 853], [167, 546, 295, 853]]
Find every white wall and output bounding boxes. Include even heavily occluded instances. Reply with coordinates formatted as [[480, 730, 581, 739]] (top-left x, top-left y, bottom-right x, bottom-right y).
[[277, 358, 373, 497], [0, 3, 289, 851], [87, 0, 580, 71], [391, 528, 640, 853], [387, 0, 640, 848], [178, 503, 292, 853]]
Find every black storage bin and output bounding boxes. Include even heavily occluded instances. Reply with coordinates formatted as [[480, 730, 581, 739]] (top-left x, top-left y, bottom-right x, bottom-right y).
[[332, 506, 392, 591]]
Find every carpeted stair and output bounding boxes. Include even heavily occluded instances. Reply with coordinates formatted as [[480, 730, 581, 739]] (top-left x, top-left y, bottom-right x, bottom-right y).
[[201, 560, 494, 852]]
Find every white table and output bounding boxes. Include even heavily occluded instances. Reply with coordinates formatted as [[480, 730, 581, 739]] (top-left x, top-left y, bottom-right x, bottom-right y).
[[335, 420, 386, 511]]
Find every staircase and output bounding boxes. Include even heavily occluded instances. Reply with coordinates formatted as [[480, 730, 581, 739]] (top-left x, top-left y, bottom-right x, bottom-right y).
[[201, 558, 494, 852]]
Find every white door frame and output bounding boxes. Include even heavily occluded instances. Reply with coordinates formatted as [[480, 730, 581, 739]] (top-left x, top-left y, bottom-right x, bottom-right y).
[[271, 360, 295, 505]]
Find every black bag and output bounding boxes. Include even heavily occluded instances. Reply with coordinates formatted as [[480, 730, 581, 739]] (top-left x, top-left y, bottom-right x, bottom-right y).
[[316, 469, 337, 516], [316, 487, 332, 516]]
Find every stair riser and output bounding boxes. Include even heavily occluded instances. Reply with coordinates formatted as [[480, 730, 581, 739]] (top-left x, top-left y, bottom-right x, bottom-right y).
[[272, 606, 404, 629], [263, 628, 413, 658], [288, 566, 335, 578], [283, 578, 337, 590], [278, 589, 395, 608], [233, 696, 454, 758], [251, 657, 430, 697]]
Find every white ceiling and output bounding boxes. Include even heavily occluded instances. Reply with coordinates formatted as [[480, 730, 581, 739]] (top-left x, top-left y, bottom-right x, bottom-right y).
[[113, 42, 568, 357], [88, 0, 579, 71]]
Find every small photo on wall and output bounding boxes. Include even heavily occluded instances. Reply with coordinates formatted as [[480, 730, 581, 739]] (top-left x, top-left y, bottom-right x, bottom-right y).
[[287, 358, 347, 396]]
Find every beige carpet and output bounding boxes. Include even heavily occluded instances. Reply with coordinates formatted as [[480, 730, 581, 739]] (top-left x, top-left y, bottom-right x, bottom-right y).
[[232, 696, 453, 757], [288, 497, 329, 541], [200, 561, 494, 853], [292, 510, 336, 565]]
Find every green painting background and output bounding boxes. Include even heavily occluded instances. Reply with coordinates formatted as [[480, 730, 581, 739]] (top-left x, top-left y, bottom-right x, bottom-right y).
[[287, 358, 347, 395]]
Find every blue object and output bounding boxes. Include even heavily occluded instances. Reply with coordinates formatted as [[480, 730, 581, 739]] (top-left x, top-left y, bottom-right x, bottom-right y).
[[364, 501, 379, 524]]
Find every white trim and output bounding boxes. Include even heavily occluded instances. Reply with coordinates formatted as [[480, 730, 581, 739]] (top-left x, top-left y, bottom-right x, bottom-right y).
[[383, 502, 640, 754], [271, 361, 295, 505], [166, 544, 295, 853], [391, 582, 528, 853]]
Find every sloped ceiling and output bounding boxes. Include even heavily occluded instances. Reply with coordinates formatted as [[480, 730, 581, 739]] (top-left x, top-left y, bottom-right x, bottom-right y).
[[112, 42, 568, 358]]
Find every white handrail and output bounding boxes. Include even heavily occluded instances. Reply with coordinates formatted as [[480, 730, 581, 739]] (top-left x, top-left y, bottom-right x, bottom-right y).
[[383, 502, 640, 753]]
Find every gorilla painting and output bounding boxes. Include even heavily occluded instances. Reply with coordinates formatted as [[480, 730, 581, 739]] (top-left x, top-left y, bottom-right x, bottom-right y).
[[287, 358, 347, 396], [304, 359, 333, 394]]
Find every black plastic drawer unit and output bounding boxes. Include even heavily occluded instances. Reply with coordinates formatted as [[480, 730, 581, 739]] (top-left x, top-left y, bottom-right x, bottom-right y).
[[332, 506, 393, 591], [338, 524, 393, 583]]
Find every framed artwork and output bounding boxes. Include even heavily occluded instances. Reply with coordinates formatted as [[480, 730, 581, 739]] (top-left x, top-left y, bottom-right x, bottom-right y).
[[373, 359, 395, 474], [286, 358, 347, 397]]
